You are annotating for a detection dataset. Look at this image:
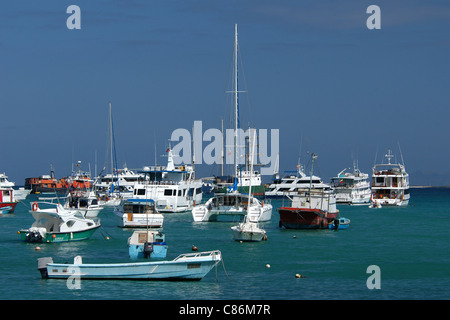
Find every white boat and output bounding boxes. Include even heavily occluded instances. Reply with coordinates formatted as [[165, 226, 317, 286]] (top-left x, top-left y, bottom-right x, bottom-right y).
[[19, 202, 100, 243], [116, 199, 164, 228], [94, 167, 143, 199], [266, 163, 331, 199], [330, 166, 371, 205], [130, 147, 202, 213], [0, 173, 15, 188], [0, 172, 31, 201], [37, 250, 222, 281], [64, 190, 104, 218], [231, 130, 268, 241], [214, 25, 264, 196], [193, 193, 271, 222], [94, 103, 144, 202], [371, 149, 410, 206]]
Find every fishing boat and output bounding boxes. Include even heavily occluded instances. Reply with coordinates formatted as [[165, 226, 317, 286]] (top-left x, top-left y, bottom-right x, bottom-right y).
[[37, 250, 222, 281], [371, 149, 410, 206], [0, 187, 18, 213], [116, 199, 164, 228], [278, 153, 339, 229], [330, 166, 371, 205], [328, 217, 351, 230], [128, 230, 168, 259], [130, 147, 202, 213], [18, 202, 100, 243]]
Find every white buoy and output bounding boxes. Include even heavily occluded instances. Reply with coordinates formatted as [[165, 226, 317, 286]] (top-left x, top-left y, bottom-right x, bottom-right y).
[[265, 264, 271, 268]]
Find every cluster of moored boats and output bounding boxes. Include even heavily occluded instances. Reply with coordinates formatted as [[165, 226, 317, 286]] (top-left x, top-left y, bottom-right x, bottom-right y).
[[1, 24, 410, 282]]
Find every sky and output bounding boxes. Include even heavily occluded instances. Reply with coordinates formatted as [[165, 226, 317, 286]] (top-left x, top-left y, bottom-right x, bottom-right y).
[[1, 0, 450, 186]]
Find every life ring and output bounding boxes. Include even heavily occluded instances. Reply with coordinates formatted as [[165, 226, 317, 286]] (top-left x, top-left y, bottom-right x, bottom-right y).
[[32, 202, 39, 211]]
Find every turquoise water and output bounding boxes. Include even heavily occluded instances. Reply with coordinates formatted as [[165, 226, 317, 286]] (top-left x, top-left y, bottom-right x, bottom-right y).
[[0, 188, 449, 300]]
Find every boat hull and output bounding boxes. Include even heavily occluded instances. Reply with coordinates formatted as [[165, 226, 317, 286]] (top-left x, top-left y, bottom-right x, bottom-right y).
[[278, 207, 338, 229], [19, 225, 100, 243], [0, 202, 17, 213], [129, 243, 168, 259], [38, 251, 221, 281]]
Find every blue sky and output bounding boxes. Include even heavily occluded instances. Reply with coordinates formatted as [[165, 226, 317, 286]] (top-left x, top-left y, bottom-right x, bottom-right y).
[[1, 1, 450, 186]]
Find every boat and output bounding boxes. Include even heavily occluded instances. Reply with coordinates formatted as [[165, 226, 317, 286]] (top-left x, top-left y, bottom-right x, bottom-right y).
[[192, 193, 272, 222], [116, 199, 164, 228], [93, 103, 144, 201], [128, 230, 168, 259], [371, 149, 410, 206], [0, 187, 18, 213], [64, 190, 104, 218], [24, 167, 69, 194], [213, 24, 265, 197], [0, 173, 15, 188], [231, 130, 268, 241], [328, 217, 351, 230], [37, 250, 222, 281], [130, 147, 202, 213], [18, 202, 100, 243], [0, 171, 31, 200], [231, 214, 267, 241], [24, 164, 92, 195], [278, 153, 339, 229], [265, 164, 331, 199], [330, 166, 371, 205]]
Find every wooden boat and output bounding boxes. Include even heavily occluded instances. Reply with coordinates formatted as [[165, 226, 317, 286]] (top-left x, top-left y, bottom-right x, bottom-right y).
[[37, 250, 222, 281], [328, 217, 351, 230], [128, 230, 168, 259]]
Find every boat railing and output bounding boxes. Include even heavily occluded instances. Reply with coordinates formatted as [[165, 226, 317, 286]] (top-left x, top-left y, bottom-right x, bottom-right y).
[[173, 250, 222, 261]]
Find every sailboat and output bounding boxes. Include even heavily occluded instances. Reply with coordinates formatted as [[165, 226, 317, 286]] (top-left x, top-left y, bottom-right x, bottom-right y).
[[231, 131, 267, 241], [192, 25, 272, 222], [213, 24, 264, 196]]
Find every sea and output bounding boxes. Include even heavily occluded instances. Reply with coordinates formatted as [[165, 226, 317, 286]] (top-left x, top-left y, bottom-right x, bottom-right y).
[[0, 188, 449, 303]]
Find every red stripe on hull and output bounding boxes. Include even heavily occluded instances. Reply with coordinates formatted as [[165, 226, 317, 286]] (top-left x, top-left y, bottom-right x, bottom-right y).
[[0, 202, 18, 213], [278, 207, 338, 229]]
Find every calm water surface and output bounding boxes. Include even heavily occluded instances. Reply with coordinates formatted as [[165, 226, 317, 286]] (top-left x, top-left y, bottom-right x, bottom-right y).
[[0, 188, 449, 300]]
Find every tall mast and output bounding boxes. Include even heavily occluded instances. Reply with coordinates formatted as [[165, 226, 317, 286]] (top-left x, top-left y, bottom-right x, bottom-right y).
[[234, 23, 238, 178], [109, 102, 113, 175]]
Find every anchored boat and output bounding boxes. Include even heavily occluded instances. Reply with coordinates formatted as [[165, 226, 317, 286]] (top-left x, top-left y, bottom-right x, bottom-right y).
[[18, 202, 100, 243], [128, 230, 168, 259], [37, 250, 222, 281]]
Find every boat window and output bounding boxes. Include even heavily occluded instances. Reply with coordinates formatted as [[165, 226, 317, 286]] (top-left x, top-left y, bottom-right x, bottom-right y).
[[66, 220, 75, 228], [178, 190, 182, 196], [137, 189, 146, 196], [196, 187, 202, 195], [164, 189, 173, 196]]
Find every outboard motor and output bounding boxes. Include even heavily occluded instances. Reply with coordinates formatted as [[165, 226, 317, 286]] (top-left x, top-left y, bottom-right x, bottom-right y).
[[143, 242, 153, 258], [37, 257, 53, 279], [26, 231, 43, 243]]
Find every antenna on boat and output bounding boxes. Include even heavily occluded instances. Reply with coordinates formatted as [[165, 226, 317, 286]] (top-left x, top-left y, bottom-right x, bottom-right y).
[[397, 141, 405, 166]]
